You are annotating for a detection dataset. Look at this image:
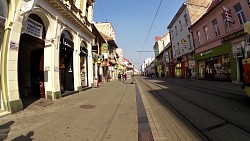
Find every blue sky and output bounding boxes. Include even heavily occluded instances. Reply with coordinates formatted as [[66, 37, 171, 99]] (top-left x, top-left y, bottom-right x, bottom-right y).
[[93, 0, 186, 69]]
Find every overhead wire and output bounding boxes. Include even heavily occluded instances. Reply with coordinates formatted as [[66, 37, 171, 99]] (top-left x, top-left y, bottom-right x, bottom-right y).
[[138, 0, 163, 66]]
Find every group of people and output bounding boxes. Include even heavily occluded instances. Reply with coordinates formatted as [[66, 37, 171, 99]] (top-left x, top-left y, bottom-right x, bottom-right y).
[[118, 72, 127, 82]]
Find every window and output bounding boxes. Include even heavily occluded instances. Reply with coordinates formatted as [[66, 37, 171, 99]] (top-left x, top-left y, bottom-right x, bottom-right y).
[[184, 12, 188, 26], [171, 30, 174, 39], [175, 26, 178, 35], [247, 0, 250, 6], [187, 34, 192, 49], [212, 19, 220, 36], [204, 26, 209, 41], [179, 20, 182, 31], [222, 13, 232, 32], [197, 30, 201, 45], [233, 3, 246, 25]]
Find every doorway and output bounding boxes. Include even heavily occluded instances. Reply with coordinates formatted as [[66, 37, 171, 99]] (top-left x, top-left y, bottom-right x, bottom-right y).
[[18, 14, 46, 107], [59, 30, 74, 94]]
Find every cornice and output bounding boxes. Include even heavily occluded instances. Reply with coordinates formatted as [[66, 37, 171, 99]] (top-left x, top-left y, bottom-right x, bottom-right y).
[[44, 0, 94, 38]]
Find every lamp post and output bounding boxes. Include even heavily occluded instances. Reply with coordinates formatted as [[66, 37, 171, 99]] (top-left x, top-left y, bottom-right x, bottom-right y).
[[130, 59, 135, 84]]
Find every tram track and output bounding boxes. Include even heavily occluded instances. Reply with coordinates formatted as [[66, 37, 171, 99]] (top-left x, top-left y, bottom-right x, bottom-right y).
[[137, 77, 250, 141], [155, 80, 249, 104]]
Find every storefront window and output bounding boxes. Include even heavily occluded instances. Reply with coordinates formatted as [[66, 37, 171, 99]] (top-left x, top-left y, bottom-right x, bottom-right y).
[[199, 54, 231, 81]]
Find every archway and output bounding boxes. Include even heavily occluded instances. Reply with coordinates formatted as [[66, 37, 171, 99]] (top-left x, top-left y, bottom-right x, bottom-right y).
[[80, 41, 88, 87], [0, 0, 8, 110], [59, 30, 74, 94], [18, 14, 46, 102]]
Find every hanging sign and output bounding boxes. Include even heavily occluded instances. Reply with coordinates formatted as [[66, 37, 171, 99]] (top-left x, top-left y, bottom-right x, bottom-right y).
[[24, 18, 43, 39]]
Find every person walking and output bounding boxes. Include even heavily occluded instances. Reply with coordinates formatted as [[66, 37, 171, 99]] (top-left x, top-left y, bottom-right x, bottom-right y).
[[122, 71, 125, 82], [118, 72, 121, 81], [187, 68, 192, 81]]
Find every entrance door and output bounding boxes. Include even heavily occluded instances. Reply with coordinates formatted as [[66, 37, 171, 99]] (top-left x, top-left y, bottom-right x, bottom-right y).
[[18, 34, 45, 99], [59, 31, 74, 93]]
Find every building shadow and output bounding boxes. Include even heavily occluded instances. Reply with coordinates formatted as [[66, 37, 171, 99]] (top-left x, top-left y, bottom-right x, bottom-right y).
[[0, 121, 15, 140], [12, 131, 34, 141]]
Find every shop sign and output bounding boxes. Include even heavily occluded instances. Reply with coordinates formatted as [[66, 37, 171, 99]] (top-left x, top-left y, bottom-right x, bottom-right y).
[[25, 18, 43, 39], [165, 52, 169, 62], [200, 50, 213, 56], [10, 41, 18, 51], [214, 64, 221, 68], [101, 43, 108, 53], [232, 44, 238, 54], [222, 30, 244, 43], [62, 38, 74, 48]]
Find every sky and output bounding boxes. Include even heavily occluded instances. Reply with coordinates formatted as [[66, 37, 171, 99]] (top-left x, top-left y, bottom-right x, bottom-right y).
[[93, 0, 186, 69]]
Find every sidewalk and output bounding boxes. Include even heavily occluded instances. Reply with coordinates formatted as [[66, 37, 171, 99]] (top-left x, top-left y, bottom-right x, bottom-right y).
[[0, 79, 138, 141]]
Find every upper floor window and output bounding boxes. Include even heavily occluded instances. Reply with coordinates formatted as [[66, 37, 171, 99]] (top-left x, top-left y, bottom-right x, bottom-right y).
[[247, 0, 250, 6], [175, 26, 178, 35], [187, 34, 192, 49], [179, 20, 182, 31], [222, 13, 232, 32], [184, 13, 188, 26], [171, 30, 174, 39], [204, 26, 209, 41], [212, 19, 220, 36], [233, 3, 246, 25], [197, 30, 201, 45]]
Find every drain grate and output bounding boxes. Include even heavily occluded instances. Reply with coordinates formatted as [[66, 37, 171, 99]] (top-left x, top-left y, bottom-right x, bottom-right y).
[[80, 105, 95, 109]]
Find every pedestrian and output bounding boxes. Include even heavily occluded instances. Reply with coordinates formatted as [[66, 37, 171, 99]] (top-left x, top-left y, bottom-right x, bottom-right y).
[[187, 68, 192, 81], [118, 72, 121, 81], [122, 71, 125, 82]]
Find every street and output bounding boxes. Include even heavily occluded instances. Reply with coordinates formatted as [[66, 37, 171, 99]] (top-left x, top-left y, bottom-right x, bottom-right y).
[[0, 77, 250, 141]]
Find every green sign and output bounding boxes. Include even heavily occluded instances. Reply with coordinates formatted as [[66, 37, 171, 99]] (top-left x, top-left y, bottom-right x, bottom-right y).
[[101, 43, 108, 53]]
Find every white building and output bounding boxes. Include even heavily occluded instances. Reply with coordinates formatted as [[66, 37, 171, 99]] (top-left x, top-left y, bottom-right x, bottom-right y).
[[167, 0, 212, 78], [0, 0, 95, 113], [141, 58, 154, 76]]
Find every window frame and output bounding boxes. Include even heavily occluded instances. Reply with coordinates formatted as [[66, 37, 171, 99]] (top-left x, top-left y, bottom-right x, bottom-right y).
[[203, 25, 209, 41], [212, 19, 220, 36], [233, 2, 246, 25]]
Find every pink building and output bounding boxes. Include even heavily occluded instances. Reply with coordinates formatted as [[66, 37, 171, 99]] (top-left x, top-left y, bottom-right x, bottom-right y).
[[190, 0, 250, 82]]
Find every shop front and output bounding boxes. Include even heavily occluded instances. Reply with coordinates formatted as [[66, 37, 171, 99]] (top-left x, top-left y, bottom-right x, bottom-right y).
[[195, 44, 236, 82], [59, 30, 75, 94], [80, 42, 88, 88], [174, 57, 182, 78], [18, 14, 46, 101]]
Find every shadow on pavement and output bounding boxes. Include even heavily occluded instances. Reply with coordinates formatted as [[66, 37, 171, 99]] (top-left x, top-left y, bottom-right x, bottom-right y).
[[0, 121, 15, 140], [12, 131, 34, 141]]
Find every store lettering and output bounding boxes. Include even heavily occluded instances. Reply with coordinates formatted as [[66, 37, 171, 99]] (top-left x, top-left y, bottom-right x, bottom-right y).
[[222, 30, 244, 42], [25, 18, 43, 38], [200, 50, 212, 56]]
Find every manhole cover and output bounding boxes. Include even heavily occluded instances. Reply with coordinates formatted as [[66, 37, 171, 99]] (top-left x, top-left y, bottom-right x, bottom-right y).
[[232, 107, 240, 111], [80, 105, 95, 109]]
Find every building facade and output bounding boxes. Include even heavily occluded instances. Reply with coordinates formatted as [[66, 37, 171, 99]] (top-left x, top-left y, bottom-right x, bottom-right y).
[[190, 0, 250, 82], [167, 0, 212, 78], [0, 0, 95, 113]]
